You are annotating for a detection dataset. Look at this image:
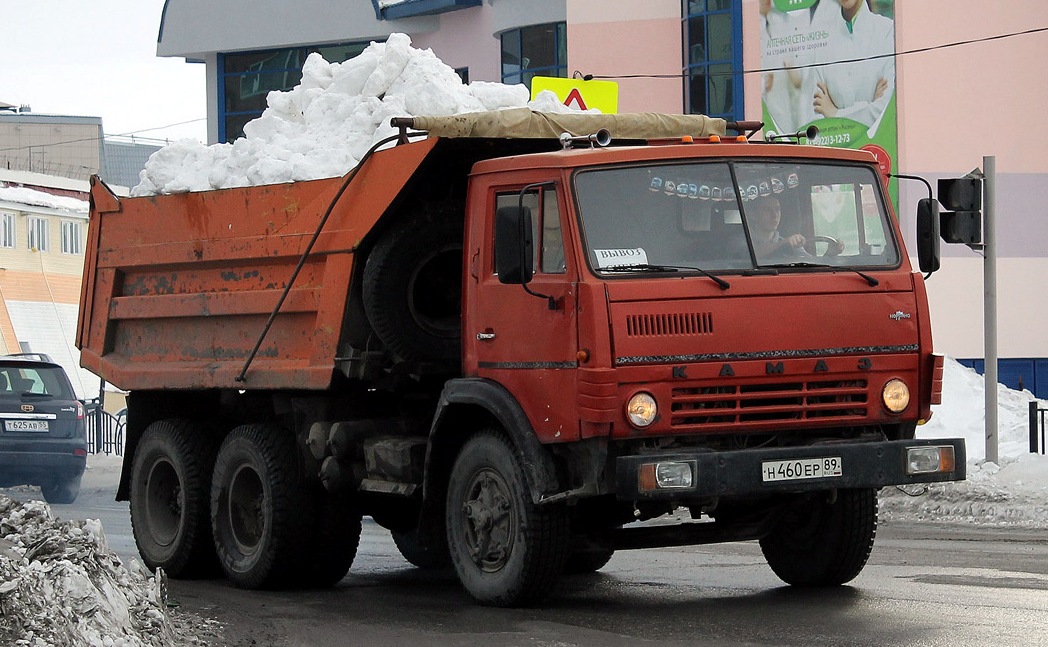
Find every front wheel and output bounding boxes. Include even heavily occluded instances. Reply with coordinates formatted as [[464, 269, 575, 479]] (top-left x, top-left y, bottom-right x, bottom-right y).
[[759, 488, 877, 586], [445, 431, 569, 607]]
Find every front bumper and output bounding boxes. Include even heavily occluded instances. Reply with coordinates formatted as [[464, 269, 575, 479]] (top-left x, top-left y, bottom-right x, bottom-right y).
[[616, 438, 966, 501]]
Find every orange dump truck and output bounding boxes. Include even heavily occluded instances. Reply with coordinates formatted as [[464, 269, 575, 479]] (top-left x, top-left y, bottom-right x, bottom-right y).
[[77, 109, 965, 606]]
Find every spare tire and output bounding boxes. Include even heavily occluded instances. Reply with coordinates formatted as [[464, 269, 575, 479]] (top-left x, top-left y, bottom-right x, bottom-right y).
[[362, 213, 463, 365]]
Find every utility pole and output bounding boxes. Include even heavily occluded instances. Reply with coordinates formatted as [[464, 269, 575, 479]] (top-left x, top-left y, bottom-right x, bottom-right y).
[[983, 156, 998, 465]]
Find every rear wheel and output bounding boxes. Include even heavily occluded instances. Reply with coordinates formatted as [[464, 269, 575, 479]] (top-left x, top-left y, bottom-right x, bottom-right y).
[[300, 496, 363, 587], [445, 431, 569, 607], [392, 527, 450, 570], [759, 488, 877, 586], [41, 472, 82, 505], [210, 424, 312, 589], [129, 419, 219, 577]]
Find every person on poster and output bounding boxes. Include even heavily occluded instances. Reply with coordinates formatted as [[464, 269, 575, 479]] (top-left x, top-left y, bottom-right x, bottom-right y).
[[760, 0, 807, 133], [811, 0, 895, 129]]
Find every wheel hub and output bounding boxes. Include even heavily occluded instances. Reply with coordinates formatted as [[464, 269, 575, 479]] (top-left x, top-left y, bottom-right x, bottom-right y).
[[461, 469, 515, 572]]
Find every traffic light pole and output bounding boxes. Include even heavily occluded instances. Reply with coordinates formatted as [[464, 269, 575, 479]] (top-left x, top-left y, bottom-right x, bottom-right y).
[[983, 155, 998, 465]]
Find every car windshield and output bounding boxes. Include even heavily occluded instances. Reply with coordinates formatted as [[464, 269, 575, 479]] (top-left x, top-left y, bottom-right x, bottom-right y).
[[573, 160, 900, 275], [0, 365, 76, 399]]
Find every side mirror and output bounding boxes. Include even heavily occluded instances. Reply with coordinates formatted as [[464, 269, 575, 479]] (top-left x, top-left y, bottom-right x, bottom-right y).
[[495, 205, 534, 285], [916, 198, 940, 274]]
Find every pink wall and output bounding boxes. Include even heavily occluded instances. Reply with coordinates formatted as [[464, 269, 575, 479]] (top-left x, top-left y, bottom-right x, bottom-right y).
[[412, 4, 501, 83], [895, 1, 1048, 175], [566, 0, 684, 113]]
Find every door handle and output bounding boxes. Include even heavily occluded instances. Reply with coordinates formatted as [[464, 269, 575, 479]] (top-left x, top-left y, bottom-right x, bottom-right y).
[[476, 331, 496, 341]]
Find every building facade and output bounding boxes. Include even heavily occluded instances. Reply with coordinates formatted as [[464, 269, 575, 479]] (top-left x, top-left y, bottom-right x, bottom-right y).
[[152, 0, 1047, 395], [0, 171, 98, 399]]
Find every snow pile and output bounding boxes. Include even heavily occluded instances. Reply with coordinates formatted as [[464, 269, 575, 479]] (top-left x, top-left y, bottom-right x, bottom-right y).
[[881, 357, 1048, 527], [0, 186, 88, 213], [133, 33, 582, 196], [0, 496, 213, 646]]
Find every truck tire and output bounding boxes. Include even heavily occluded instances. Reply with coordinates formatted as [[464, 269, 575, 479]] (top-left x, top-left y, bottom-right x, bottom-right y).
[[445, 430, 570, 607], [759, 488, 877, 586], [129, 419, 219, 578], [41, 472, 82, 505], [392, 528, 450, 570], [362, 213, 462, 365], [565, 548, 615, 574], [299, 497, 363, 587], [210, 424, 312, 589]]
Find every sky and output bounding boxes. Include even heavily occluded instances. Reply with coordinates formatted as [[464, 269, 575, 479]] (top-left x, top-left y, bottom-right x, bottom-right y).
[[2, 0, 207, 143], [0, 33, 1045, 644]]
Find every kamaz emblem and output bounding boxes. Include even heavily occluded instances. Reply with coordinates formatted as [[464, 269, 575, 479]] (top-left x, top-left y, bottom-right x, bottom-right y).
[[889, 311, 911, 321]]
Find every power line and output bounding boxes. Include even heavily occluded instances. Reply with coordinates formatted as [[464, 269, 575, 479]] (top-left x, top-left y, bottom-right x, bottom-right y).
[[589, 25, 1048, 80]]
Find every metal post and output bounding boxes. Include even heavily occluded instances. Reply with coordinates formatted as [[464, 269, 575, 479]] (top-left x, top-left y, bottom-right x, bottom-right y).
[[1032, 401, 1040, 454], [983, 156, 998, 465]]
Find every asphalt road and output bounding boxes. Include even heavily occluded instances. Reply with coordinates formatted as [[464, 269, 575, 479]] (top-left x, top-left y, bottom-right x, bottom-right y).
[[6, 458, 1048, 647]]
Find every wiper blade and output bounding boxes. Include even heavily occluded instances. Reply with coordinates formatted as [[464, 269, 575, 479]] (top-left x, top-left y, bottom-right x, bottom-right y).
[[601, 264, 730, 290], [760, 262, 879, 287]]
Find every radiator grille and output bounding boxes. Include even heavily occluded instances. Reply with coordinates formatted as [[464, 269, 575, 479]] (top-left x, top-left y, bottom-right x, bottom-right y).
[[626, 312, 713, 337], [671, 379, 868, 427]]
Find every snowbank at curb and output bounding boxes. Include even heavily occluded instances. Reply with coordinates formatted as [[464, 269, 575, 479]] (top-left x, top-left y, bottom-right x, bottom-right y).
[[0, 496, 217, 646]]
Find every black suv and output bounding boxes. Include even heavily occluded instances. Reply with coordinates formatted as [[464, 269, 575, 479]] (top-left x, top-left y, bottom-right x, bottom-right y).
[[0, 355, 87, 503]]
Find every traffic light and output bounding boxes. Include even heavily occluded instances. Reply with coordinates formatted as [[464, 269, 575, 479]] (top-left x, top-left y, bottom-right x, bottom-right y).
[[937, 177, 982, 245], [916, 198, 940, 273]]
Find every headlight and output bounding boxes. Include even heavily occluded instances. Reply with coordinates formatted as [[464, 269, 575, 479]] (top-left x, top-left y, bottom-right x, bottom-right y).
[[906, 445, 956, 475], [882, 378, 910, 413], [626, 392, 658, 428]]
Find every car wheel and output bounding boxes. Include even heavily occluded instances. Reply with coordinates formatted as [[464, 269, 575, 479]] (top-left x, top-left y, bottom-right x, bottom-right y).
[[41, 472, 82, 505]]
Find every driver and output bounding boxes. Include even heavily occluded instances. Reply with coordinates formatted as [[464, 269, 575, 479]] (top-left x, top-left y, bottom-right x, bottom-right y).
[[748, 197, 843, 258], [749, 196, 807, 257]]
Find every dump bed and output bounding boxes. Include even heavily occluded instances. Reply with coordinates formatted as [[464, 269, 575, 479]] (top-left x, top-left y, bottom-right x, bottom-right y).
[[76, 110, 730, 392], [77, 138, 440, 391]]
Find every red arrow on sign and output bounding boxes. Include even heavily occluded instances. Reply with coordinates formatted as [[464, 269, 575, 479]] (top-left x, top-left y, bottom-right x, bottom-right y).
[[564, 88, 588, 111]]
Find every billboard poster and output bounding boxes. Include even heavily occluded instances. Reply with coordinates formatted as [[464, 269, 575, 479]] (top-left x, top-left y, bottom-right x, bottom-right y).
[[759, 0, 898, 206]]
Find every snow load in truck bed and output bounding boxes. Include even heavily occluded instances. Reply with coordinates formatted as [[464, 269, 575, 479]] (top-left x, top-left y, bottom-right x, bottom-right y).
[[132, 32, 727, 197]]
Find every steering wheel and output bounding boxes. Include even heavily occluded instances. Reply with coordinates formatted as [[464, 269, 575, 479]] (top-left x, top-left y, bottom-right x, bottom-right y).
[[805, 235, 843, 257]]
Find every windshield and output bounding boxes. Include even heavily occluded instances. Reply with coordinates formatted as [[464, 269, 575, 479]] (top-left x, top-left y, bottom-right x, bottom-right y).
[[573, 161, 900, 275]]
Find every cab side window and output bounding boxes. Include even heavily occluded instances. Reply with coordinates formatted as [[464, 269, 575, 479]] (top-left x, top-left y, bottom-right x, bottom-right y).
[[495, 188, 566, 274]]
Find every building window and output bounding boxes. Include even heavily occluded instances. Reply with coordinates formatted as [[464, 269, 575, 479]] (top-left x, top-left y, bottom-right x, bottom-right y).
[[683, 0, 743, 121], [0, 212, 14, 249], [218, 41, 372, 143], [500, 22, 567, 88], [61, 220, 83, 255], [27, 217, 49, 252]]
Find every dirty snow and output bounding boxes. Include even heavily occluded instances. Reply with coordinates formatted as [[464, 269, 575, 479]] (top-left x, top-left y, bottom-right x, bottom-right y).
[[132, 33, 584, 196]]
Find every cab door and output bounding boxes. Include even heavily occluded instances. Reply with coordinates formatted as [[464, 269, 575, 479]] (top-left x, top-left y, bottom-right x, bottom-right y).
[[464, 182, 580, 444]]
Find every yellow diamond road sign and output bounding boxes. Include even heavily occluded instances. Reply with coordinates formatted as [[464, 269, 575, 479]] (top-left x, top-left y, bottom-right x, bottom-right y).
[[530, 77, 619, 114]]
